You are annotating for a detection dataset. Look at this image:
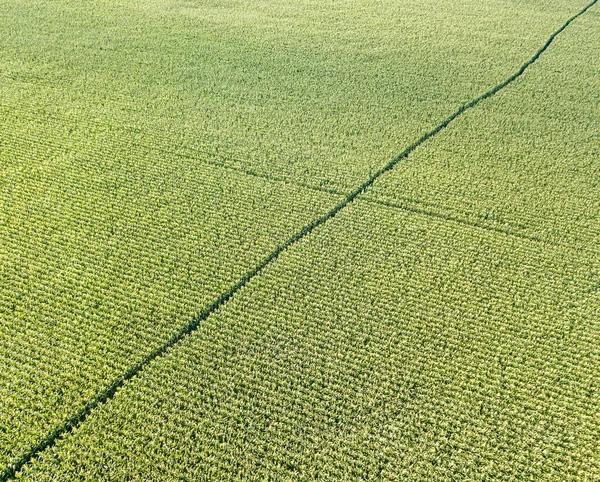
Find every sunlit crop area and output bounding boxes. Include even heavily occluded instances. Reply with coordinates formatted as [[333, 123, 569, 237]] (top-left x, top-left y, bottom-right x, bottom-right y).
[[1, 0, 598, 480]]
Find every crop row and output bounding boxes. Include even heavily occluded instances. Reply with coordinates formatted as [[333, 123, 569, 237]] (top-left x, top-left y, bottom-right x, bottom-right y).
[[0, 0, 591, 192], [368, 11, 600, 251], [0, 106, 339, 202], [2, 0, 597, 476], [0, 123, 339, 470], [20, 200, 600, 481]]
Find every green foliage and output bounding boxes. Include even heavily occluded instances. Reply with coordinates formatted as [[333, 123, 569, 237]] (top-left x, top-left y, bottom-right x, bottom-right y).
[[368, 12, 600, 249], [0, 0, 590, 190], [0, 0, 598, 479], [0, 113, 339, 468], [21, 201, 600, 480]]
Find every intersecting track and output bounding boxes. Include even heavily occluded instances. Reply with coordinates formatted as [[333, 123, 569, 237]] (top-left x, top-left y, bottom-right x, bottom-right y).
[[2, 0, 597, 479], [0, 107, 594, 254]]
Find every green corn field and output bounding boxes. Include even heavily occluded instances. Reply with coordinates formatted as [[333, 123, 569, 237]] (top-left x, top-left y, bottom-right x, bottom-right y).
[[0, 0, 598, 480]]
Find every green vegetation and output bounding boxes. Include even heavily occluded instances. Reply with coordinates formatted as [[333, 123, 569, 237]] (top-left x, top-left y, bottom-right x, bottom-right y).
[[0, 115, 340, 469], [1, 0, 598, 479], [20, 203, 600, 480], [0, 0, 591, 190], [368, 8, 600, 250]]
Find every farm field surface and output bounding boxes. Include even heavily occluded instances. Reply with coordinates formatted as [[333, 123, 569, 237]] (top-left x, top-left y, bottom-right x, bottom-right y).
[[367, 8, 600, 250], [0, 0, 599, 480]]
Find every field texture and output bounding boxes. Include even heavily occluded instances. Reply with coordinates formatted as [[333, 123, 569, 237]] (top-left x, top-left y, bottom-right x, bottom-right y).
[[1, 0, 599, 480]]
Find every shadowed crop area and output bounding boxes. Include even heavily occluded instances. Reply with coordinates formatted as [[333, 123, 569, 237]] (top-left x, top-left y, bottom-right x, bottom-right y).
[[0, 0, 598, 480]]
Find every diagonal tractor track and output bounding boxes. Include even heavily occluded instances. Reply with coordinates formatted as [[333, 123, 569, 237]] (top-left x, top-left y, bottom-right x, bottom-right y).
[[2, 0, 597, 479]]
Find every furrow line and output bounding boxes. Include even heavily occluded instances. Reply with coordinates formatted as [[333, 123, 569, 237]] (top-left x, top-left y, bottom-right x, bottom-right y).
[[359, 196, 594, 254]]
